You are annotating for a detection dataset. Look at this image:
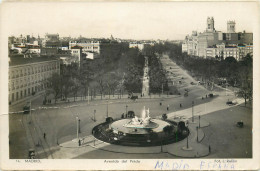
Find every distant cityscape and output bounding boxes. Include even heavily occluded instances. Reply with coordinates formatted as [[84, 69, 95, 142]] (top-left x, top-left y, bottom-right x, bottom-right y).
[[8, 17, 253, 105], [182, 17, 253, 61], [8, 34, 181, 104]]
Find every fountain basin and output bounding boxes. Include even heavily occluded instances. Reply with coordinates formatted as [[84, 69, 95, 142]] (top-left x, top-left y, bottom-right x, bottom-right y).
[[110, 118, 170, 135]]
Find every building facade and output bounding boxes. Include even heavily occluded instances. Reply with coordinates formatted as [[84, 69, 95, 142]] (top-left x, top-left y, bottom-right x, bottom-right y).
[[205, 43, 253, 61], [182, 17, 253, 60], [69, 41, 100, 54], [9, 57, 60, 104], [42, 33, 60, 48]]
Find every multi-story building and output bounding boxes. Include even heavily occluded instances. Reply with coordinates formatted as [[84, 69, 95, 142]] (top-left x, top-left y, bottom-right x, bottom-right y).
[[42, 33, 60, 48], [70, 46, 83, 65], [205, 43, 253, 61], [182, 17, 253, 60], [69, 41, 100, 54], [8, 55, 60, 104], [129, 42, 155, 51]]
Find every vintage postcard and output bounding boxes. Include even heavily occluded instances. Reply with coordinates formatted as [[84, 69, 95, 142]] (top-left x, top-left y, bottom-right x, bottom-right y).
[[0, 0, 259, 170]]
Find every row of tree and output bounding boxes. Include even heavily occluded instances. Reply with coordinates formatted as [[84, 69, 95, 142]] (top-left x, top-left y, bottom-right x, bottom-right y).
[[147, 53, 169, 94], [47, 43, 145, 103], [148, 42, 252, 106]]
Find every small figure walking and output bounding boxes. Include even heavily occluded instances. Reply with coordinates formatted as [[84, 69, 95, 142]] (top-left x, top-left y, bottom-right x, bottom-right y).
[[180, 103, 182, 108], [78, 139, 81, 146], [209, 145, 211, 153], [43, 133, 46, 139], [167, 105, 169, 111], [160, 102, 162, 106]]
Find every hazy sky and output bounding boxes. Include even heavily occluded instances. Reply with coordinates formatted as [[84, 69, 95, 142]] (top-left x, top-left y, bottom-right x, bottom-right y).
[[1, 1, 258, 40]]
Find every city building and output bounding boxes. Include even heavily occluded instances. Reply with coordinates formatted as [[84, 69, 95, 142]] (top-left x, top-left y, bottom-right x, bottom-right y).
[[42, 33, 60, 48], [182, 17, 253, 60], [8, 55, 60, 104], [129, 42, 155, 51], [69, 40, 101, 54], [205, 43, 253, 61], [70, 46, 84, 66]]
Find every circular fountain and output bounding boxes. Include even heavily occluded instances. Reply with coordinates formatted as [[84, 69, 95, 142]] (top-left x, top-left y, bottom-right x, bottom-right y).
[[92, 106, 189, 146]]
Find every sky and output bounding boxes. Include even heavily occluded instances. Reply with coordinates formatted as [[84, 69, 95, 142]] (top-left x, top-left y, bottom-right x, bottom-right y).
[[0, 1, 258, 40]]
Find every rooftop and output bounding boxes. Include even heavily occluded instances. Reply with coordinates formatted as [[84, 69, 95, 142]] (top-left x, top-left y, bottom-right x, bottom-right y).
[[9, 55, 59, 66]]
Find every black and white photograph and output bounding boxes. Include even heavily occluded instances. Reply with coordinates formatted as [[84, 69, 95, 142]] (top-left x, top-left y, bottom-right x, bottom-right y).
[[0, 1, 259, 170]]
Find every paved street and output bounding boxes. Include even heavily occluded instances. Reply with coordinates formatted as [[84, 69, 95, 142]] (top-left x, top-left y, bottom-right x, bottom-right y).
[[9, 54, 252, 159]]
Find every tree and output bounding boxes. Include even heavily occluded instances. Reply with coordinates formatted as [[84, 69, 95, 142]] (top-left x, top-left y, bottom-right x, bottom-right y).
[[236, 54, 253, 106], [48, 73, 61, 103], [98, 79, 105, 100], [71, 77, 81, 102]]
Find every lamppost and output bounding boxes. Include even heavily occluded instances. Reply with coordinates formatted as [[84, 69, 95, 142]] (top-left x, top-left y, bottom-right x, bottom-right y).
[[126, 104, 128, 116], [78, 118, 81, 133], [186, 120, 189, 149], [199, 115, 201, 128], [192, 101, 194, 122], [106, 100, 109, 118], [76, 116, 79, 139], [196, 126, 199, 142], [93, 109, 96, 122], [29, 100, 32, 124]]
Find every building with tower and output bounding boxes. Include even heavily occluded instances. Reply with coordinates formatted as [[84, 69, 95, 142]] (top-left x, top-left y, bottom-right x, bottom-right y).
[[227, 20, 236, 33], [182, 17, 253, 60], [206, 17, 216, 32]]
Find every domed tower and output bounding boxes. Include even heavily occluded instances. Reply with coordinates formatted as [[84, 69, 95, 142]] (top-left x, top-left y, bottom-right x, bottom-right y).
[[227, 20, 236, 33], [206, 17, 215, 32]]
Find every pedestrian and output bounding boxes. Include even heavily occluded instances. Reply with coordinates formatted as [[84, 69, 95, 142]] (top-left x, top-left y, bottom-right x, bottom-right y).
[[180, 103, 182, 108], [78, 139, 81, 146], [141, 94, 142, 97], [209, 145, 211, 153], [160, 102, 162, 106], [43, 133, 46, 139], [167, 105, 169, 111]]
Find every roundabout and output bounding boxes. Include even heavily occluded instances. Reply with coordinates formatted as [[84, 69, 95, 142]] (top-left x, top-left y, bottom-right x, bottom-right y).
[[92, 106, 189, 147]]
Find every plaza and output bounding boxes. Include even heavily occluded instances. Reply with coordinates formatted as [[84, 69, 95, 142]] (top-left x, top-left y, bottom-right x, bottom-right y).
[[9, 54, 252, 159]]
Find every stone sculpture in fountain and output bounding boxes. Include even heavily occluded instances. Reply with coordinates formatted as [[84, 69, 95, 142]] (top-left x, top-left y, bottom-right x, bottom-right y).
[[124, 106, 152, 128]]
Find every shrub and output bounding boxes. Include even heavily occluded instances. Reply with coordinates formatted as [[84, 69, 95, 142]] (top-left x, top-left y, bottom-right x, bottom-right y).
[[106, 117, 113, 123], [162, 113, 167, 120]]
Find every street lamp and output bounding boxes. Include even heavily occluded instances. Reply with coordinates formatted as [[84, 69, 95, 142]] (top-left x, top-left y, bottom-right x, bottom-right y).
[[186, 120, 189, 149], [126, 104, 128, 116], [78, 119, 81, 133], [192, 101, 194, 122], [199, 115, 201, 128], [106, 100, 109, 118], [76, 116, 79, 139], [93, 109, 96, 122], [196, 126, 199, 142]]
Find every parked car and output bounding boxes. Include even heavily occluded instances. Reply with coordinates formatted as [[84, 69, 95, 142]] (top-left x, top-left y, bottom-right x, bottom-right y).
[[23, 102, 30, 114], [226, 101, 234, 106]]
